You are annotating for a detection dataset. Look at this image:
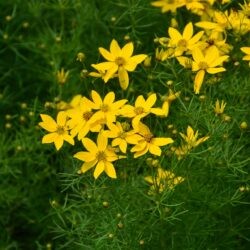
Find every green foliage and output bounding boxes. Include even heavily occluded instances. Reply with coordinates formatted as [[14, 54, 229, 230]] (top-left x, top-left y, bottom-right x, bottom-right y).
[[0, 0, 249, 249]]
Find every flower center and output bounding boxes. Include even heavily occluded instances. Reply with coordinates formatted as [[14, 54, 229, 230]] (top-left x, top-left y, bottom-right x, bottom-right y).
[[83, 111, 93, 121], [100, 104, 109, 112], [56, 126, 65, 134], [144, 133, 153, 143], [134, 106, 144, 115], [118, 131, 127, 139], [115, 57, 126, 66], [198, 61, 208, 70], [96, 151, 106, 161], [177, 39, 188, 48]]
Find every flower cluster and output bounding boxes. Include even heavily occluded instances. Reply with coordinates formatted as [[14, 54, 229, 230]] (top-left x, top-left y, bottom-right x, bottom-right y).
[[39, 91, 174, 179], [153, 1, 250, 93]]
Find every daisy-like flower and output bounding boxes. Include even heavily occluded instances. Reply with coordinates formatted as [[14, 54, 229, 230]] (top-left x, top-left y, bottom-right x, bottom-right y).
[[241, 47, 250, 61], [119, 93, 164, 128], [104, 122, 141, 153], [168, 22, 204, 56], [171, 125, 209, 159], [66, 97, 97, 140], [145, 167, 184, 195], [91, 39, 147, 90], [214, 99, 226, 115], [89, 90, 127, 128], [191, 46, 229, 94], [131, 122, 174, 158], [179, 125, 209, 149], [74, 132, 121, 179], [39, 111, 74, 150]]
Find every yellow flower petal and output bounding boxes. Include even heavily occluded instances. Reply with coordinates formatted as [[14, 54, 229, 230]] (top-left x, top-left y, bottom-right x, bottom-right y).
[[103, 65, 118, 82], [168, 27, 182, 42], [207, 67, 225, 74], [152, 137, 174, 146], [97, 132, 107, 151], [81, 160, 97, 173], [54, 136, 64, 150], [82, 137, 98, 153], [145, 93, 156, 109], [118, 67, 129, 90], [149, 144, 162, 156], [63, 134, 74, 145], [39, 114, 57, 132], [74, 152, 96, 162], [194, 70, 205, 94], [104, 161, 117, 178], [99, 47, 115, 61], [121, 42, 134, 59], [94, 161, 105, 179], [42, 133, 58, 144], [110, 39, 121, 56], [91, 90, 103, 107], [56, 111, 67, 126], [103, 91, 115, 105], [183, 22, 193, 40]]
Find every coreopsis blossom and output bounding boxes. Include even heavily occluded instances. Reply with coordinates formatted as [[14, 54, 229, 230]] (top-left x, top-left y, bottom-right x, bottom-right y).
[[74, 132, 121, 179], [91, 39, 147, 90], [89, 90, 127, 127], [196, 9, 250, 35], [191, 46, 229, 94], [104, 122, 141, 153], [66, 97, 97, 140], [195, 11, 229, 33], [241, 47, 250, 61], [179, 125, 209, 148], [201, 31, 232, 55], [39, 111, 74, 150], [56, 68, 69, 85], [171, 125, 209, 159], [144, 167, 184, 195], [167, 22, 204, 56], [130, 122, 174, 158], [214, 99, 226, 115], [119, 93, 164, 127], [151, 0, 184, 13]]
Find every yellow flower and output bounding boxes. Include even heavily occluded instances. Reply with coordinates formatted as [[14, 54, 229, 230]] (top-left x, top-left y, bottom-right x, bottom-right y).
[[241, 47, 250, 61], [131, 122, 174, 158], [214, 99, 226, 115], [191, 46, 228, 94], [91, 39, 147, 90], [67, 97, 97, 140], [120, 93, 164, 127], [168, 22, 204, 56], [39, 111, 74, 150], [201, 31, 232, 55], [179, 125, 209, 149], [74, 132, 120, 179], [151, 0, 184, 13], [89, 90, 127, 128], [56, 68, 69, 85], [104, 122, 141, 153], [195, 11, 230, 32], [145, 167, 184, 195]]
